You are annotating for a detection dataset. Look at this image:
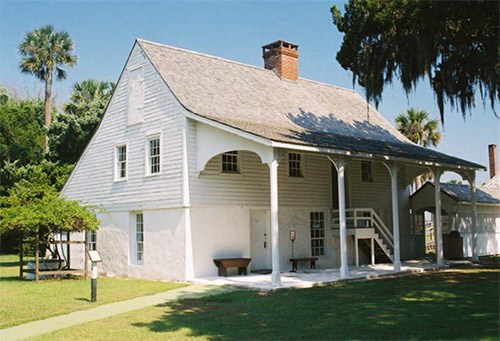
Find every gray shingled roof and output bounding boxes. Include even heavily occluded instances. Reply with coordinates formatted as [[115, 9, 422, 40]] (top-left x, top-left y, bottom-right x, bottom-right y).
[[137, 39, 484, 170], [424, 182, 500, 205]]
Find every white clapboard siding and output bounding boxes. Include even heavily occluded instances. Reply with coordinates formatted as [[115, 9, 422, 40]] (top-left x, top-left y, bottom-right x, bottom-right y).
[[348, 160, 411, 225], [62, 44, 184, 210], [188, 126, 332, 207]]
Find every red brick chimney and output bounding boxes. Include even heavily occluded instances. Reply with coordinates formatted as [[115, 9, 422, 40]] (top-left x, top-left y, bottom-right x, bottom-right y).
[[489, 144, 498, 179], [262, 40, 299, 81]]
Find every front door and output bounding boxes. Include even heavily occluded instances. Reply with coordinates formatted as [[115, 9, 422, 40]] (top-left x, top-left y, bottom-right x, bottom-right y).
[[250, 209, 271, 271]]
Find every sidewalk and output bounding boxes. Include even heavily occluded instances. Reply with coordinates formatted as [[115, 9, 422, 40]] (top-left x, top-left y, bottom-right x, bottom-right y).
[[0, 283, 236, 341]]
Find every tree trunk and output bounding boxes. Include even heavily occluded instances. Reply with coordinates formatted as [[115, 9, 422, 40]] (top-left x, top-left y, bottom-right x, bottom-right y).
[[44, 73, 53, 154]]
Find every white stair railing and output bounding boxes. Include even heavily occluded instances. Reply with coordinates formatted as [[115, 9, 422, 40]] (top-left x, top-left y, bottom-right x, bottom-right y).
[[332, 208, 394, 257]]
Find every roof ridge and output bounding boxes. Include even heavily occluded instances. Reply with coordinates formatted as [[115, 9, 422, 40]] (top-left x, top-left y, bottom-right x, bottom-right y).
[[136, 38, 355, 93], [297, 77, 355, 93], [137, 38, 276, 74]]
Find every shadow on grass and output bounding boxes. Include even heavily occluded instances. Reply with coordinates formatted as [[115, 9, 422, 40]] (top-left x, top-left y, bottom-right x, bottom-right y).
[[0, 276, 23, 282], [0, 261, 25, 267], [75, 297, 91, 302], [133, 270, 499, 340]]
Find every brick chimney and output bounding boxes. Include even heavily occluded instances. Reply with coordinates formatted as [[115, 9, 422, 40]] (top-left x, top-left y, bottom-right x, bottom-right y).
[[488, 144, 498, 179], [262, 40, 299, 81]]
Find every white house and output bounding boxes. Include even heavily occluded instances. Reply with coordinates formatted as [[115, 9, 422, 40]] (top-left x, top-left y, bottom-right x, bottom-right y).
[[62, 39, 485, 287]]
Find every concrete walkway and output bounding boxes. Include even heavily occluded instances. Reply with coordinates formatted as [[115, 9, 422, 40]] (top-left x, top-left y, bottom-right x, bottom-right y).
[[0, 283, 235, 341], [195, 260, 440, 290]]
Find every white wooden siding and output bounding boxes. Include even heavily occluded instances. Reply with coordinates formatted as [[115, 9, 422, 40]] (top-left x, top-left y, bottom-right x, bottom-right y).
[[62, 44, 184, 210], [347, 160, 412, 258], [188, 122, 332, 207], [348, 160, 410, 225]]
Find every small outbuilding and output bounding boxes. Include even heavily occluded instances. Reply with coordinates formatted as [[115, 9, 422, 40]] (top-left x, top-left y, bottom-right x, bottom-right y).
[[410, 175, 500, 258]]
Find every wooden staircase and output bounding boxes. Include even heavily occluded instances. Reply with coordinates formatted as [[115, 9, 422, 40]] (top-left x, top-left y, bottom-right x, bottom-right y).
[[332, 208, 394, 264], [359, 238, 392, 263]]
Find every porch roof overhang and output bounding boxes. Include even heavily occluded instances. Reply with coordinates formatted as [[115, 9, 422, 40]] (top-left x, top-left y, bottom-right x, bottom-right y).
[[185, 110, 485, 173]]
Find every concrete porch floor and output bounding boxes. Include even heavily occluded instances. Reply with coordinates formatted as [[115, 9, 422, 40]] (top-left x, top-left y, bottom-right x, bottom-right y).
[[194, 260, 441, 291]]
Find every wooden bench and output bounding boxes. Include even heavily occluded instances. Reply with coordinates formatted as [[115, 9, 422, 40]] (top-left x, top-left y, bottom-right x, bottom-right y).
[[213, 258, 251, 277], [290, 257, 318, 272]]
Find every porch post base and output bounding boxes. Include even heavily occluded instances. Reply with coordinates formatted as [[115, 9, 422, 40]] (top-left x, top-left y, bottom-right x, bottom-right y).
[[271, 271, 281, 288], [393, 261, 401, 272], [340, 265, 349, 279]]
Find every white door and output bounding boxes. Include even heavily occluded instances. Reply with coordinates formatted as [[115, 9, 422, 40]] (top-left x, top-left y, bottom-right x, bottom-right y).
[[250, 209, 271, 271]]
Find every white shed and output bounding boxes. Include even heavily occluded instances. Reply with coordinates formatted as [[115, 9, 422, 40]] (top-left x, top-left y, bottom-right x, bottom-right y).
[[410, 176, 500, 258]]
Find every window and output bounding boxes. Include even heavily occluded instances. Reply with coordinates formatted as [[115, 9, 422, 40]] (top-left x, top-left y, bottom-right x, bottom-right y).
[[221, 151, 239, 173], [289, 153, 303, 177], [310, 212, 325, 256], [146, 136, 161, 175], [115, 145, 127, 180], [88, 231, 97, 251], [135, 213, 144, 262], [361, 161, 373, 182], [128, 67, 144, 125]]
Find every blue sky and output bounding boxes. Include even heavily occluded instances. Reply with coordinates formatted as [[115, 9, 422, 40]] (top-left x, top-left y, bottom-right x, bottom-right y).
[[1, 1, 498, 184]]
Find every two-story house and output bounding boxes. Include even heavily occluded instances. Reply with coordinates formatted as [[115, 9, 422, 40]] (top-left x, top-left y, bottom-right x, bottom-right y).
[[62, 39, 484, 287]]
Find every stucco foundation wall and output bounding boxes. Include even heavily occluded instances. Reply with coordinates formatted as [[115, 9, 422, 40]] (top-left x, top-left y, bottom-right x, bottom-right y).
[[190, 205, 338, 278], [190, 206, 251, 278], [462, 233, 499, 257], [456, 206, 499, 257], [71, 209, 186, 281]]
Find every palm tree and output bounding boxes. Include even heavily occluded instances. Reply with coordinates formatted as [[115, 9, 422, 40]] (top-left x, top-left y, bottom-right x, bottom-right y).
[[396, 108, 442, 188], [63, 79, 115, 116], [49, 79, 115, 164], [19, 25, 77, 153], [395, 108, 441, 147]]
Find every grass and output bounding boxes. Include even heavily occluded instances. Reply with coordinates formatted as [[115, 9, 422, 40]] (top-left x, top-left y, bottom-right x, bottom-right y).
[[0, 254, 187, 329], [37, 265, 499, 340]]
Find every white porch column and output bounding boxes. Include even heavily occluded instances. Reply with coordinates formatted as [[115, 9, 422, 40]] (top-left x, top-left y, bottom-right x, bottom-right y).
[[337, 158, 349, 278], [433, 168, 444, 267], [468, 173, 479, 262], [182, 117, 194, 280], [370, 238, 375, 265], [268, 150, 281, 288], [327, 156, 349, 278], [389, 164, 402, 272]]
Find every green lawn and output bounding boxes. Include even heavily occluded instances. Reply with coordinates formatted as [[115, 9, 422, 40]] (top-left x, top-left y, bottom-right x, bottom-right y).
[[0, 254, 187, 329], [37, 267, 499, 340]]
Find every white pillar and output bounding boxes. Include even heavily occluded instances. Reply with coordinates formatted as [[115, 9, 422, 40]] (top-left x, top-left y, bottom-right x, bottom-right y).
[[337, 159, 349, 278], [468, 174, 479, 262], [390, 164, 401, 272], [371, 238, 375, 265], [182, 117, 194, 280], [433, 168, 444, 267], [269, 150, 281, 288], [355, 237, 359, 267]]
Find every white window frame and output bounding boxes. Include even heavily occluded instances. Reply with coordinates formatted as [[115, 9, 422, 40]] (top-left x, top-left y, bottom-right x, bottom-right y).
[[127, 66, 144, 126], [88, 230, 97, 251], [145, 134, 162, 177], [288, 152, 304, 178], [135, 213, 144, 263], [114, 143, 128, 182], [310, 211, 325, 257], [220, 150, 240, 174]]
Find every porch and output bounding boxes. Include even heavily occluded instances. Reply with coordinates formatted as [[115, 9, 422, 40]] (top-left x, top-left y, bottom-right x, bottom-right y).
[[190, 121, 484, 288], [194, 260, 437, 291]]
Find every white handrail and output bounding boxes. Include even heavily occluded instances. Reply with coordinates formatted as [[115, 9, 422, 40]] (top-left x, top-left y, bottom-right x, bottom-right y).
[[332, 208, 394, 250]]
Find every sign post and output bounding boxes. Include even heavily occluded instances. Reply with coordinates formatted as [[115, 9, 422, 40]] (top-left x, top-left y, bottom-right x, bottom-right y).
[[290, 230, 296, 272], [87, 250, 102, 302]]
